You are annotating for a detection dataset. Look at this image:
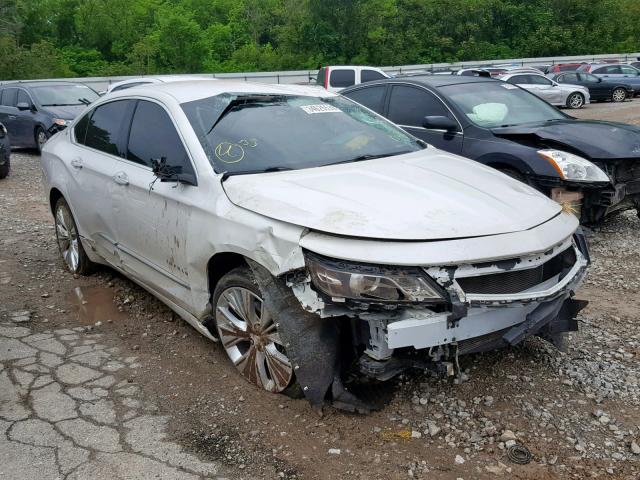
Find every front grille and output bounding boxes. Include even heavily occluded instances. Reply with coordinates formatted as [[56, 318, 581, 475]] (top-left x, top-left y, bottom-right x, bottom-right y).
[[456, 247, 576, 295]]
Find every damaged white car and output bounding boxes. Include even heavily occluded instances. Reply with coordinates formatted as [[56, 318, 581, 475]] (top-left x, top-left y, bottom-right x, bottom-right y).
[[41, 81, 590, 413]]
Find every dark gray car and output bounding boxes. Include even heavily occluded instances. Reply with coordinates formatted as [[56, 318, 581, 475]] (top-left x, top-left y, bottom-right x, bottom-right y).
[[0, 122, 10, 178], [0, 81, 99, 152]]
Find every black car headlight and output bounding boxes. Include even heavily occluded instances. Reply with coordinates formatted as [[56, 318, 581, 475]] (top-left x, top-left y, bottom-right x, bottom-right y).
[[305, 252, 445, 303]]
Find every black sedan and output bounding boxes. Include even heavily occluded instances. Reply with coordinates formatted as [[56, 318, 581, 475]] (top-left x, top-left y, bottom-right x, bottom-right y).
[[0, 122, 9, 179], [548, 72, 633, 102], [342, 76, 640, 224]]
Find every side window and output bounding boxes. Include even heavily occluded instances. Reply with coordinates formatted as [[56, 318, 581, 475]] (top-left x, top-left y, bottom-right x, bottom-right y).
[[84, 100, 131, 156], [344, 86, 386, 114], [1, 88, 18, 107], [599, 66, 621, 74], [316, 68, 326, 86], [17, 90, 32, 106], [74, 112, 91, 145], [127, 100, 193, 175], [531, 75, 552, 85], [361, 69, 386, 83], [388, 85, 454, 128], [508, 75, 528, 84], [329, 69, 355, 88], [620, 66, 639, 75], [560, 73, 578, 83]]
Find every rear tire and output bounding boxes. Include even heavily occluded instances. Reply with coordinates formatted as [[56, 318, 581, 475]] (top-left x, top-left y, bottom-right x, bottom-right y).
[[566, 92, 585, 109], [0, 156, 9, 179], [611, 88, 627, 103], [54, 197, 95, 275], [212, 266, 302, 399]]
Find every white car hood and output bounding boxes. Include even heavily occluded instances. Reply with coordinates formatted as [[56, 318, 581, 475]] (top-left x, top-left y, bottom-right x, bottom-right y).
[[223, 149, 561, 241]]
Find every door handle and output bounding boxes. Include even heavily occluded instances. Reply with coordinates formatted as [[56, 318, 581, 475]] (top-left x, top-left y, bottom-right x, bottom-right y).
[[70, 158, 83, 169], [7, 115, 16, 120], [112, 171, 129, 185]]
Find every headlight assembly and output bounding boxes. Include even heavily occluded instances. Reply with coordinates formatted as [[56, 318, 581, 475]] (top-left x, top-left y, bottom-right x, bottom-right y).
[[305, 252, 445, 303], [537, 149, 609, 183], [53, 118, 71, 127]]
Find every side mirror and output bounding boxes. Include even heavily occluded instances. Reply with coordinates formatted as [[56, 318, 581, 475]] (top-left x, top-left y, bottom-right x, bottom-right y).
[[16, 102, 32, 111], [422, 115, 458, 131]]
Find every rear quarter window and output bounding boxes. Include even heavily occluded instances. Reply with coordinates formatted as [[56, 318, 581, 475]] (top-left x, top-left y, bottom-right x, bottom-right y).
[[361, 69, 386, 83], [330, 70, 356, 88]]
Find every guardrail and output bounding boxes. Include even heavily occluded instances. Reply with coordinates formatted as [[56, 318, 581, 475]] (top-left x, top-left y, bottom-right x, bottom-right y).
[[2, 52, 639, 92]]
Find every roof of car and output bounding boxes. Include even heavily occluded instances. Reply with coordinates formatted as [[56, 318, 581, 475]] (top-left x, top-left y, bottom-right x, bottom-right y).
[[346, 75, 499, 89], [108, 80, 334, 103], [0, 80, 91, 88]]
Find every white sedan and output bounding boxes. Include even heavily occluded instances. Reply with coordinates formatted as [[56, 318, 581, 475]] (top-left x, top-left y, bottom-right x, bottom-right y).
[[41, 80, 589, 413], [501, 71, 590, 109]]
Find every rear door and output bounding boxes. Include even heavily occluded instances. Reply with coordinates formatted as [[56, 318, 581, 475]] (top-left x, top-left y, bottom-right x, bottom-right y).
[[67, 99, 134, 265], [386, 84, 463, 153], [113, 99, 197, 310], [0, 88, 22, 145]]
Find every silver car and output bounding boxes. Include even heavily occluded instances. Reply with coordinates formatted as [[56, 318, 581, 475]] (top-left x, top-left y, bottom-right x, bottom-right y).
[[40, 81, 589, 413], [500, 72, 590, 109]]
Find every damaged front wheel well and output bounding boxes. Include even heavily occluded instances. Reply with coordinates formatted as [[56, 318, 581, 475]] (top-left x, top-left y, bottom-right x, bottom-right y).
[[49, 188, 64, 215], [207, 252, 248, 299]]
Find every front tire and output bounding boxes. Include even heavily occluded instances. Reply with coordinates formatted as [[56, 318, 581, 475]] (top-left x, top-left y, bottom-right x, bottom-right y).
[[566, 92, 585, 109], [54, 197, 95, 275], [611, 88, 627, 103], [35, 127, 47, 153], [213, 266, 301, 397]]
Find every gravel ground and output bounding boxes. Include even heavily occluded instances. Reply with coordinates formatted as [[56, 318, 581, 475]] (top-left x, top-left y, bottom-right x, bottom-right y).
[[1, 101, 639, 479]]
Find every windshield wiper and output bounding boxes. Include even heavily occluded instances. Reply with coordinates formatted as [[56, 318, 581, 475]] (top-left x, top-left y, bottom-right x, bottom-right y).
[[328, 150, 413, 166], [221, 166, 293, 181], [41, 103, 83, 107], [78, 98, 92, 106]]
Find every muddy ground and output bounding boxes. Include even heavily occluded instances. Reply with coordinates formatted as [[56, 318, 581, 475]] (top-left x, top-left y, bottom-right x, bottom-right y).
[[1, 99, 639, 479]]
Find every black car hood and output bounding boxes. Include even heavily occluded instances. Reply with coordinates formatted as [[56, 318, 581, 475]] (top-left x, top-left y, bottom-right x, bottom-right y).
[[41, 105, 86, 120], [492, 120, 640, 160]]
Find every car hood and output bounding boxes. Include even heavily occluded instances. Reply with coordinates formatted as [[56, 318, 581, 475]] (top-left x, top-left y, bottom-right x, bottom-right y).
[[41, 105, 86, 120], [222, 150, 561, 241], [492, 120, 640, 160]]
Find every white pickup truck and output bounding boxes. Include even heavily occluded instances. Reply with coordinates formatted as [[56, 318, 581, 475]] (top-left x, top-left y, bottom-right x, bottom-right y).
[[315, 66, 389, 92]]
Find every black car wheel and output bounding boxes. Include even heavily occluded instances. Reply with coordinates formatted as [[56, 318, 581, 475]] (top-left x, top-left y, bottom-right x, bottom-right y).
[[0, 156, 9, 179], [35, 127, 47, 153], [611, 88, 627, 103], [566, 92, 585, 109]]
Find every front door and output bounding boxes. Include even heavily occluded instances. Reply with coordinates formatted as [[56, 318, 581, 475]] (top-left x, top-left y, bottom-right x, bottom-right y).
[[112, 99, 197, 310], [386, 84, 463, 153]]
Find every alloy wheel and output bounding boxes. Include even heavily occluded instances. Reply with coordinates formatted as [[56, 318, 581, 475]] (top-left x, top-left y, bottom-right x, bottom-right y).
[[215, 286, 293, 393], [612, 88, 626, 102], [37, 130, 47, 151], [55, 204, 80, 272], [568, 93, 584, 109]]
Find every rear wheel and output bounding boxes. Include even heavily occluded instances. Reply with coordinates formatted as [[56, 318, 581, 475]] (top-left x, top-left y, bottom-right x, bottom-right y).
[[54, 198, 95, 275], [566, 92, 585, 109], [213, 266, 301, 397], [611, 88, 627, 103], [0, 156, 9, 179]]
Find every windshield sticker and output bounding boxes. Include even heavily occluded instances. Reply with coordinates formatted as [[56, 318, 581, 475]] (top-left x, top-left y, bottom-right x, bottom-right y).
[[300, 104, 342, 114], [214, 139, 258, 163], [500, 84, 518, 89]]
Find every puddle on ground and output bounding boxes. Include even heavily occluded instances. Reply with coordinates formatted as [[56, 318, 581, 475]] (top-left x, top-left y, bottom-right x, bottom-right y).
[[67, 286, 128, 325]]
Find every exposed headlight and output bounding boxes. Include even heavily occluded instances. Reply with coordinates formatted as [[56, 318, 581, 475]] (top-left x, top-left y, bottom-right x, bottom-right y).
[[305, 253, 445, 303], [537, 150, 609, 183], [53, 118, 71, 127]]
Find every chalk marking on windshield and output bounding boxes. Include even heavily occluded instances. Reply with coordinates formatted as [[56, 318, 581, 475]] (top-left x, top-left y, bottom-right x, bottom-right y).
[[215, 139, 258, 163]]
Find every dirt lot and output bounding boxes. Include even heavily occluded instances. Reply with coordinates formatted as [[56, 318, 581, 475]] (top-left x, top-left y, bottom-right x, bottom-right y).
[[1, 99, 639, 479]]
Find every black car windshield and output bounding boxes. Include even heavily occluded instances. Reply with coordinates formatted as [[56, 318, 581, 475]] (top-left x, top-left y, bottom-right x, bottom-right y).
[[440, 82, 567, 128], [182, 93, 422, 174], [31, 85, 99, 106]]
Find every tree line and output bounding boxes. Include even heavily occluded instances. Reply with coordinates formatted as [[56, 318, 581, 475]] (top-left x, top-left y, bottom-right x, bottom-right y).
[[1, 0, 639, 80]]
